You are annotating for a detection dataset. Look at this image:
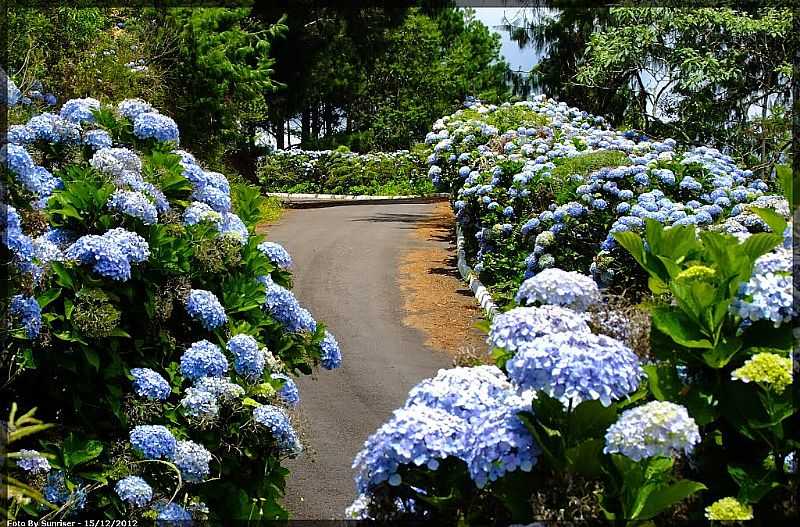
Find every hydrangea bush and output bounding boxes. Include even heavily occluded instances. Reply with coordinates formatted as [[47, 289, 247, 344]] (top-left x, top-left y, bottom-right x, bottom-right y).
[[347, 97, 796, 523], [3, 92, 342, 521], [257, 148, 436, 196]]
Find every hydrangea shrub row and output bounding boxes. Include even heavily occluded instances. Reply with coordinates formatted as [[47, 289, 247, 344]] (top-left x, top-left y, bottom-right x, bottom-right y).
[[257, 148, 435, 196], [346, 96, 796, 523], [3, 86, 342, 522]]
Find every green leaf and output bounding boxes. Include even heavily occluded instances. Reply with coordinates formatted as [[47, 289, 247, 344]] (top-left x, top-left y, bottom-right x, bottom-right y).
[[701, 336, 742, 369], [82, 347, 101, 370], [63, 435, 104, 470], [727, 465, 781, 503], [740, 233, 783, 264], [749, 207, 788, 235], [36, 288, 61, 309], [651, 307, 712, 349], [50, 262, 75, 290], [565, 438, 604, 478], [634, 480, 706, 520]]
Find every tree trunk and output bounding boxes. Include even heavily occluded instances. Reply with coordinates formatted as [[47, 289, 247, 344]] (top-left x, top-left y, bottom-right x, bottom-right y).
[[301, 109, 311, 145], [275, 117, 285, 150], [311, 104, 321, 144]]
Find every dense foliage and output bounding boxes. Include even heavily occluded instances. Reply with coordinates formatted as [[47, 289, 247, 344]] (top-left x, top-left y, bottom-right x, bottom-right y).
[[257, 148, 435, 196], [345, 96, 796, 523], [1, 87, 342, 521]]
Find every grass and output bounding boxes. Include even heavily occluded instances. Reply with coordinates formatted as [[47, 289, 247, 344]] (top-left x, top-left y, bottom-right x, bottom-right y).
[[458, 105, 550, 131], [259, 195, 283, 223]]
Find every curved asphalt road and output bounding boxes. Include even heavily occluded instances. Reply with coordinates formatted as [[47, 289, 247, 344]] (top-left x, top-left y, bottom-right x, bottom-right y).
[[266, 202, 452, 519]]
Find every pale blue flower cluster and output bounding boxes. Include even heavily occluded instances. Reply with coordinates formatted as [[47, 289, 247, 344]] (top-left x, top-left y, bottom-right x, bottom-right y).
[[404, 366, 512, 423], [4, 71, 21, 106], [731, 247, 795, 328], [463, 396, 539, 488], [488, 305, 590, 352], [117, 98, 154, 120], [227, 334, 265, 379], [173, 440, 212, 482], [83, 129, 113, 150], [43, 471, 71, 504], [133, 112, 179, 143], [253, 404, 302, 454], [23, 112, 81, 144], [60, 97, 100, 124], [107, 189, 158, 224], [506, 332, 643, 407], [352, 405, 466, 492], [194, 376, 245, 402], [180, 387, 219, 420], [115, 476, 153, 507], [180, 340, 229, 381], [263, 282, 317, 333], [515, 268, 600, 312], [604, 401, 700, 461], [131, 367, 171, 400], [220, 212, 248, 243], [185, 289, 227, 330], [16, 449, 51, 474], [320, 330, 342, 369], [257, 241, 293, 269], [10, 295, 42, 339], [153, 502, 192, 522], [129, 425, 177, 459], [2, 143, 63, 205], [271, 373, 300, 408], [183, 201, 222, 226], [65, 228, 150, 281]]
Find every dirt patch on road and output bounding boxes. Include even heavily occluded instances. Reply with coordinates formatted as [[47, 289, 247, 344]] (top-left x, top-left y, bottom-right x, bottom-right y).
[[398, 202, 488, 362]]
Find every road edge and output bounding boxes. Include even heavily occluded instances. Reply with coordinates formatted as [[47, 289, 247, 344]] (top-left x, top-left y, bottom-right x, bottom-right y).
[[266, 192, 450, 209], [455, 223, 498, 319]]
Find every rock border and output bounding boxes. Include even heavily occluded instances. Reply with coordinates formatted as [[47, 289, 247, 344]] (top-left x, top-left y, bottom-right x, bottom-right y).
[[266, 192, 450, 209], [455, 223, 499, 319]]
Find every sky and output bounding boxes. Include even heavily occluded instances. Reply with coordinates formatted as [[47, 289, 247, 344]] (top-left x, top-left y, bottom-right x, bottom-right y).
[[472, 7, 546, 72]]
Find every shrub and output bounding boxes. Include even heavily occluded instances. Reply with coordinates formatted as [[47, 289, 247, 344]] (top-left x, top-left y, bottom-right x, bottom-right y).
[[2, 88, 342, 521], [346, 97, 796, 523], [256, 148, 435, 196]]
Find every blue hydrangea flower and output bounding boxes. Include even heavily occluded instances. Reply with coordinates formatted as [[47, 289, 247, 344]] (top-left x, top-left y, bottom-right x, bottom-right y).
[[180, 340, 229, 381], [463, 396, 539, 488], [108, 189, 158, 224], [141, 182, 170, 214], [16, 449, 51, 474], [253, 404, 302, 454], [117, 98, 154, 120], [219, 213, 248, 243], [133, 112, 179, 143], [731, 271, 794, 328], [185, 289, 227, 330], [60, 97, 100, 123], [488, 305, 590, 352], [183, 201, 222, 226], [26, 112, 81, 144], [190, 185, 231, 214], [352, 405, 466, 493], [131, 368, 171, 400], [130, 425, 177, 459], [506, 332, 643, 407], [604, 401, 700, 461], [43, 471, 70, 504], [65, 229, 150, 281], [10, 295, 42, 339], [90, 147, 142, 180], [257, 241, 293, 269], [3, 144, 35, 179], [153, 501, 192, 523], [227, 334, 265, 379], [4, 73, 21, 106], [320, 330, 342, 369], [83, 129, 113, 150], [194, 377, 245, 402], [115, 476, 153, 507], [263, 282, 317, 333], [404, 366, 512, 423], [171, 440, 212, 482], [180, 387, 219, 420], [271, 373, 300, 407], [515, 268, 600, 312], [7, 124, 36, 144]]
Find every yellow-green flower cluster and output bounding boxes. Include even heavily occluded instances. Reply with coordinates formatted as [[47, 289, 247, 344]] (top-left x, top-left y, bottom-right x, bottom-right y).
[[704, 497, 753, 521], [731, 353, 793, 394], [675, 265, 717, 285]]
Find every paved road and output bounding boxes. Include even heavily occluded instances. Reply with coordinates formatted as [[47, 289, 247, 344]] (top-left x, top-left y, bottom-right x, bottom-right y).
[[266, 203, 452, 520]]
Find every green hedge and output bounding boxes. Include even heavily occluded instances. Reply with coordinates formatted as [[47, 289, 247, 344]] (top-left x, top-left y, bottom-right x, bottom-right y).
[[256, 147, 435, 196]]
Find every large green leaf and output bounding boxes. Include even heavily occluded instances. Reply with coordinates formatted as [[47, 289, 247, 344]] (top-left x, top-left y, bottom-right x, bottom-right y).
[[634, 480, 706, 520], [651, 307, 712, 349], [749, 207, 788, 235], [63, 435, 104, 470]]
